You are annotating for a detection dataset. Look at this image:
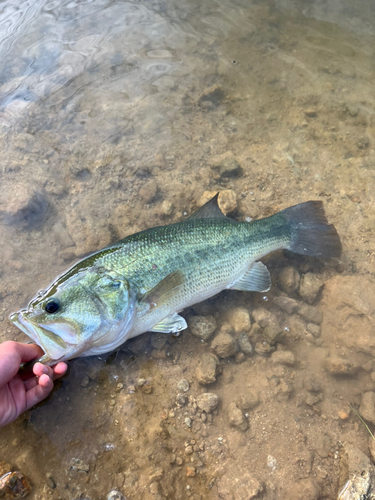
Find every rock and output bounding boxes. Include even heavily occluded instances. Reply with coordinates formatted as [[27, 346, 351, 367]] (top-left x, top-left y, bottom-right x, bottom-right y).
[[45, 472, 56, 489], [273, 296, 299, 314], [52, 221, 75, 248], [211, 332, 237, 358], [360, 392, 375, 425], [218, 158, 243, 179], [325, 357, 360, 376], [369, 437, 375, 463], [198, 190, 237, 215], [304, 376, 321, 393], [304, 108, 317, 118], [286, 315, 307, 339], [195, 393, 219, 413], [228, 402, 248, 431], [69, 458, 89, 473], [271, 350, 295, 366], [307, 323, 321, 338], [195, 353, 219, 385], [248, 323, 262, 338], [226, 307, 251, 333], [254, 341, 275, 356], [322, 275, 375, 355], [0, 183, 48, 227], [217, 471, 263, 500], [176, 394, 188, 407], [297, 303, 323, 324], [252, 308, 282, 344], [58, 247, 76, 261], [299, 273, 324, 304], [238, 333, 253, 355], [107, 491, 127, 500], [80, 376, 89, 387], [235, 391, 259, 411], [284, 479, 320, 500], [198, 84, 225, 109], [267, 455, 277, 471], [177, 379, 189, 392], [278, 266, 300, 295], [338, 409, 350, 420], [161, 200, 172, 215], [139, 180, 158, 203], [0, 471, 32, 499], [305, 392, 323, 406], [189, 315, 217, 341], [338, 442, 375, 500], [315, 433, 331, 458], [186, 466, 196, 477]]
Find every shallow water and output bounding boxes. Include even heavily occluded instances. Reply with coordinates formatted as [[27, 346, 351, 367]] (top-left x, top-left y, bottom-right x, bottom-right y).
[[1, 0, 375, 499]]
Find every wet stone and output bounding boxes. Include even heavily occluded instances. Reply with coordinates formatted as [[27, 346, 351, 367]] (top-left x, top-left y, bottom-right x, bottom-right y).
[[176, 393, 188, 407], [278, 266, 301, 295], [238, 333, 253, 355], [211, 332, 237, 358], [218, 157, 243, 179], [359, 392, 375, 425], [273, 295, 299, 314], [325, 357, 360, 376], [254, 341, 275, 357], [235, 391, 260, 411], [107, 491, 127, 500], [195, 353, 218, 385], [177, 379, 189, 392], [69, 458, 90, 473], [304, 376, 321, 393], [226, 306, 251, 333], [0, 471, 32, 499], [45, 473, 55, 489], [271, 350, 295, 366], [195, 393, 219, 413], [299, 273, 324, 304], [252, 308, 282, 344], [297, 303, 323, 324], [228, 402, 248, 431], [338, 442, 375, 500], [189, 315, 217, 341], [0, 183, 49, 227], [307, 323, 321, 338], [186, 466, 196, 477], [287, 315, 307, 339]]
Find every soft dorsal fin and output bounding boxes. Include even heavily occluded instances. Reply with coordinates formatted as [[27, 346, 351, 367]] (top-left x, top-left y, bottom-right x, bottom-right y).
[[186, 193, 227, 220]]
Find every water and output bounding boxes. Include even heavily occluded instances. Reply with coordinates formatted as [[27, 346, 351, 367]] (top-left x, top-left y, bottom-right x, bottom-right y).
[[0, 0, 375, 499]]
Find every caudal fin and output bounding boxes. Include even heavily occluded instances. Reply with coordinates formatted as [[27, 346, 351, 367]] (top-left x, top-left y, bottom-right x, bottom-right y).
[[281, 201, 342, 259]]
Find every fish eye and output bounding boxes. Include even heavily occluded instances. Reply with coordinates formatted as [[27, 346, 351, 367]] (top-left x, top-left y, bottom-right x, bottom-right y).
[[45, 298, 60, 314]]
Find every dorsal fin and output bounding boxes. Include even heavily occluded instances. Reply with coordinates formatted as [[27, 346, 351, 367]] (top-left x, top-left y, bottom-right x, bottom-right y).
[[186, 193, 227, 220]]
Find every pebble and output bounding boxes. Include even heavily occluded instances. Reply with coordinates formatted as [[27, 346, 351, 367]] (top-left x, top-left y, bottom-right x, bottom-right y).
[[0, 471, 32, 499], [360, 391, 375, 425], [226, 307, 251, 333], [338, 442, 375, 500], [184, 417, 192, 428], [69, 458, 90, 473], [235, 391, 259, 411], [211, 332, 237, 358], [237, 333, 253, 355], [277, 266, 300, 295], [297, 303, 323, 324], [139, 179, 158, 203], [195, 393, 219, 413], [218, 158, 243, 179], [252, 309, 282, 344], [307, 323, 321, 338], [273, 296, 299, 314], [325, 356, 360, 376], [186, 466, 196, 477], [177, 379, 190, 392], [299, 273, 324, 304], [176, 393, 188, 407], [303, 107, 317, 117], [195, 353, 219, 385], [304, 376, 321, 393], [235, 352, 245, 363], [80, 376, 89, 387], [161, 200, 173, 215], [188, 315, 217, 341], [338, 409, 350, 420], [0, 183, 48, 227], [228, 402, 248, 431], [271, 350, 295, 366], [106, 491, 127, 500], [287, 315, 307, 339], [185, 445, 193, 455], [267, 455, 277, 471], [255, 341, 275, 356], [45, 472, 55, 489], [198, 190, 237, 215]]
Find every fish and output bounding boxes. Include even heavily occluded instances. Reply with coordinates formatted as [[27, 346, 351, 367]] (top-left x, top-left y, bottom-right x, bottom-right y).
[[9, 195, 341, 365]]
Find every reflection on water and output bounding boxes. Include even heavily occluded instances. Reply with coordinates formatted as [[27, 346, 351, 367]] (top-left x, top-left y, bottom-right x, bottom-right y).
[[1, 0, 375, 499]]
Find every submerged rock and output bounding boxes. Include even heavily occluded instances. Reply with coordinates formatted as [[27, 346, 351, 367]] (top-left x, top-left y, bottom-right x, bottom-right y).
[[211, 332, 237, 358], [338, 442, 375, 500], [359, 392, 375, 425], [238, 332, 253, 355], [271, 350, 295, 366], [195, 393, 219, 413], [107, 491, 127, 500], [0, 471, 32, 499], [0, 183, 48, 228], [325, 357, 360, 376], [195, 353, 219, 385], [278, 266, 300, 295], [226, 306, 251, 333], [299, 273, 324, 304], [228, 402, 248, 431], [189, 315, 217, 341]]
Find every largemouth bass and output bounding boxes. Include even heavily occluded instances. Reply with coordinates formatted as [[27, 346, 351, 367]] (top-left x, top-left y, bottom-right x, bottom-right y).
[[9, 195, 341, 365]]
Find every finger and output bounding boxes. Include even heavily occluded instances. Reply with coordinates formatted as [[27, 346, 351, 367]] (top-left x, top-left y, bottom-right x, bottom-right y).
[[33, 362, 54, 379], [52, 362, 68, 379], [25, 375, 53, 410], [0, 342, 44, 385], [24, 377, 38, 391]]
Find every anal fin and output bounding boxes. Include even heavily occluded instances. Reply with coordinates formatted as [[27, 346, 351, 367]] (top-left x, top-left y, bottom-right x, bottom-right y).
[[149, 313, 187, 334], [228, 262, 271, 292]]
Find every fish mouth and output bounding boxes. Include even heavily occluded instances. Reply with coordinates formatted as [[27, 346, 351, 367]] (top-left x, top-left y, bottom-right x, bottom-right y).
[[9, 310, 70, 364]]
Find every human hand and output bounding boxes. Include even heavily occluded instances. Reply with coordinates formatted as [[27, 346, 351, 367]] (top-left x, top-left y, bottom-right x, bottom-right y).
[[0, 341, 68, 427]]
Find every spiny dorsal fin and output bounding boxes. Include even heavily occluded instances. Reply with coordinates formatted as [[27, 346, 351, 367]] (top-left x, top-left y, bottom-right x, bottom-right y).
[[186, 193, 227, 220], [141, 270, 185, 309]]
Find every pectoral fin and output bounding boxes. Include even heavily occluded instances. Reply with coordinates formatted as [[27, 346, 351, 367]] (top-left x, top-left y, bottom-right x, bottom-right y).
[[228, 262, 271, 292], [141, 270, 185, 309], [149, 313, 187, 334]]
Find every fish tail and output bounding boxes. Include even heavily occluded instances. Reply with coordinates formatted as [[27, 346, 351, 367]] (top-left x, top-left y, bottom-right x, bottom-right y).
[[280, 201, 342, 259]]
